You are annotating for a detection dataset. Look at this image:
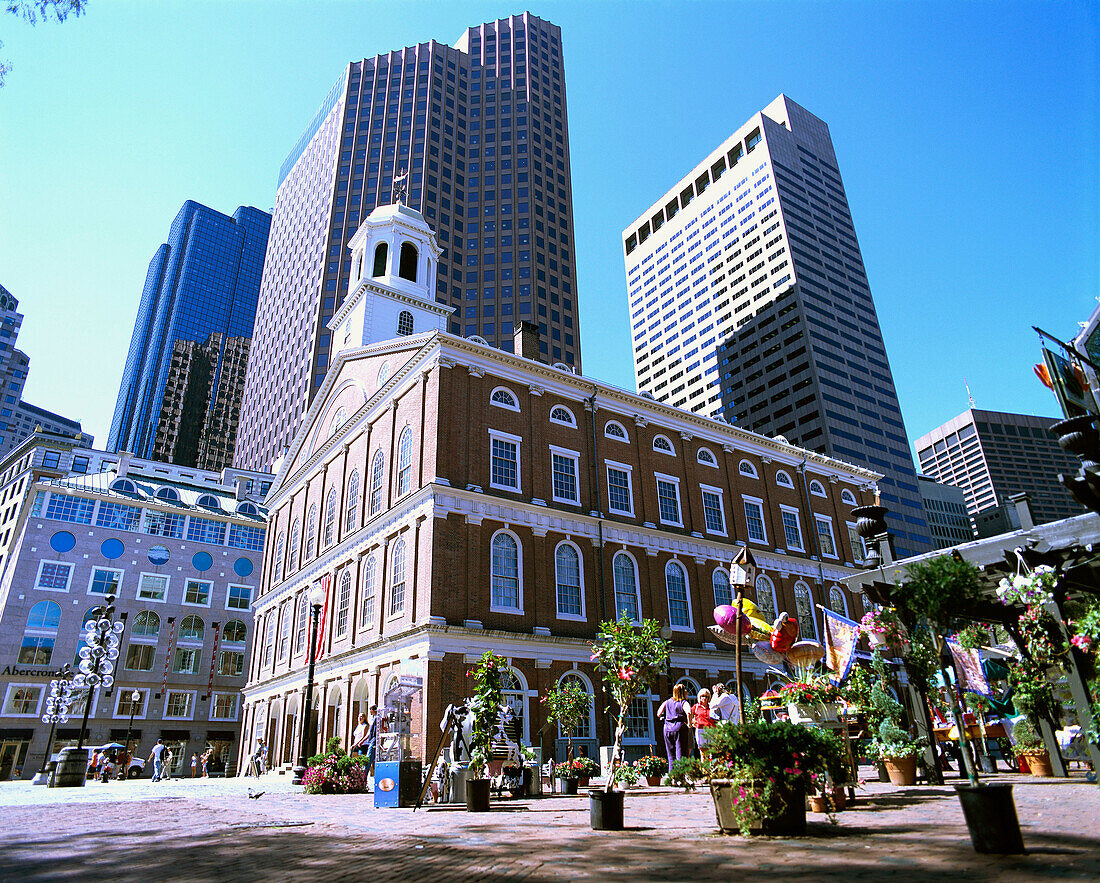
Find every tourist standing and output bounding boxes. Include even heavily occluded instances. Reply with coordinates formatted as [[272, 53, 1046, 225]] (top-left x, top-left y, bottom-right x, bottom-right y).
[[163, 746, 173, 780], [657, 684, 692, 770], [351, 713, 370, 756], [710, 683, 740, 725], [692, 688, 716, 752], [202, 747, 214, 777], [148, 740, 166, 782], [190, 753, 198, 777]]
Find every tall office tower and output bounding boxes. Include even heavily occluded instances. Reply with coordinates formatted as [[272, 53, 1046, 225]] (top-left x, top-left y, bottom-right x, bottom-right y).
[[623, 95, 930, 556], [915, 409, 1084, 532], [234, 13, 578, 471], [917, 474, 974, 549], [108, 201, 271, 471]]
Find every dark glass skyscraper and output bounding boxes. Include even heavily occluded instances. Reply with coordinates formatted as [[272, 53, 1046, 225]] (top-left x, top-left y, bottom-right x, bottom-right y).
[[108, 201, 271, 470], [235, 13, 578, 471]]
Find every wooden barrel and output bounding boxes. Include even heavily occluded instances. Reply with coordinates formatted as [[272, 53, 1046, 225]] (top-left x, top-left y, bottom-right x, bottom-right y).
[[48, 747, 89, 788]]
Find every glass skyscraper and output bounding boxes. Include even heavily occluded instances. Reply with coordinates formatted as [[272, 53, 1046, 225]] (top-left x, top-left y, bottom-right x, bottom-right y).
[[108, 201, 271, 471], [234, 12, 579, 471]]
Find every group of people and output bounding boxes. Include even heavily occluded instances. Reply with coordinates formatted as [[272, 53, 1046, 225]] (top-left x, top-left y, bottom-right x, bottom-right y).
[[147, 739, 175, 781], [659, 682, 740, 768], [351, 704, 380, 785], [190, 747, 216, 777], [87, 747, 129, 781]]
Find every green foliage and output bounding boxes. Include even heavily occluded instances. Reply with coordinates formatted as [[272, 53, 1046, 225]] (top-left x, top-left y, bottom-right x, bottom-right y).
[[868, 649, 926, 760], [964, 691, 992, 716], [1007, 655, 1058, 725], [896, 554, 983, 630], [302, 752, 370, 794], [324, 736, 344, 757], [901, 627, 940, 694], [1010, 717, 1045, 757], [467, 650, 506, 776], [743, 698, 763, 725], [541, 680, 590, 760], [634, 755, 667, 777], [666, 757, 704, 790], [705, 719, 849, 784], [612, 763, 640, 786]]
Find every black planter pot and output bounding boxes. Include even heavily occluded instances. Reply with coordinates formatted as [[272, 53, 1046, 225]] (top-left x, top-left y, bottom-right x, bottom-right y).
[[466, 777, 491, 812], [556, 777, 579, 795], [955, 783, 1025, 854], [589, 788, 625, 830]]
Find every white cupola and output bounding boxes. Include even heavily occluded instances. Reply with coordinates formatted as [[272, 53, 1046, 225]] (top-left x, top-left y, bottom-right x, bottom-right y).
[[328, 202, 453, 356]]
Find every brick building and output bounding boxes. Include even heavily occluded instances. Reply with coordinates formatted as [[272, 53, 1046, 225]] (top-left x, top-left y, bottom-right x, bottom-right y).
[[240, 202, 878, 771]]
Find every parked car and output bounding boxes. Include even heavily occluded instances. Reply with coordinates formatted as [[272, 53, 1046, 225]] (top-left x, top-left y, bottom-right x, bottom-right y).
[[93, 744, 145, 779]]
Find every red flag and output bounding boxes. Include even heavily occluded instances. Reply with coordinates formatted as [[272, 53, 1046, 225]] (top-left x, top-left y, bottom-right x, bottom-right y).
[[313, 575, 330, 661], [1033, 363, 1054, 390]]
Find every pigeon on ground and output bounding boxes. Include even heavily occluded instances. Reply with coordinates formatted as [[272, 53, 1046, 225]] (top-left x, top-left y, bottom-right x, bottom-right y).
[[247, 788, 265, 799]]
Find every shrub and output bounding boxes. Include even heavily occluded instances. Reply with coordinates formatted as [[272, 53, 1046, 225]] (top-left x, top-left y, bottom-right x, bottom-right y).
[[666, 757, 705, 790], [302, 752, 370, 794], [634, 755, 667, 778]]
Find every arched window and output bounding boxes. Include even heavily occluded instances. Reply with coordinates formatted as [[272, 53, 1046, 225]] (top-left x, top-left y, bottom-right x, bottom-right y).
[[754, 575, 777, 625], [179, 615, 204, 642], [132, 610, 161, 638], [110, 478, 138, 494], [549, 405, 576, 427], [369, 451, 385, 515], [294, 595, 307, 654], [398, 242, 418, 281], [554, 542, 583, 618], [557, 672, 594, 739], [490, 531, 521, 611], [397, 310, 414, 336], [712, 568, 732, 608], [697, 448, 717, 467], [288, 518, 301, 573], [652, 434, 674, 454], [323, 488, 337, 548], [335, 571, 352, 637], [500, 667, 529, 743], [222, 620, 246, 643], [330, 408, 346, 437], [809, 480, 827, 497], [793, 581, 817, 640], [775, 470, 794, 488], [22, 601, 60, 664], [377, 362, 391, 387], [305, 505, 318, 560], [155, 487, 180, 503], [389, 539, 407, 616], [272, 532, 285, 584], [345, 470, 360, 533], [665, 561, 692, 629], [361, 556, 377, 628], [277, 602, 291, 661], [236, 501, 259, 517], [27, 600, 61, 630], [828, 585, 848, 617], [612, 552, 640, 621], [841, 489, 857, 506], [197, 494, 221, 510], [604, 421, 628, 441], [372, 242, 387, 277], [490, 387, 519, 411], [396, 427, 413, 497], [738, 460, 758, 478]]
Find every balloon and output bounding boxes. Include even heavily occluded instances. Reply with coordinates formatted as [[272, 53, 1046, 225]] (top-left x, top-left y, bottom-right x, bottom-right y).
[[770, 613, 799, 653], [787, 640, 825, 667], [751, 641, 784, 666], [713, 601, 772, 641]]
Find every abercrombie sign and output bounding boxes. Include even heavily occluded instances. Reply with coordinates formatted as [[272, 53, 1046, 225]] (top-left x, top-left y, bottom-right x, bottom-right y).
[[2, 665, 63, 678]]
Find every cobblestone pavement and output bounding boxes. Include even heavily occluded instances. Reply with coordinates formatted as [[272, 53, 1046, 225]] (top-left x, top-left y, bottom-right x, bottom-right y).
[[0, 768, 1096, 881]]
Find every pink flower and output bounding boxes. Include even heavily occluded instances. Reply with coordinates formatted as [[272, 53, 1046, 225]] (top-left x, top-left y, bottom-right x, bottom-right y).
[[618, 665, 636, 680], [1071, 634, 1092, 651]]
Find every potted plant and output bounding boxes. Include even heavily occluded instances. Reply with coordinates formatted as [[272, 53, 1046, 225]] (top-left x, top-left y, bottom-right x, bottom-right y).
[[1010, 718, 1053, 776], [612, 763, 640, 790], [635, 755, 667, 786], [706, 720, 847, 835], [572, 755, 599, 786], [866, 650, 925, 786], [588, 613, 670, 830], [553, 759, 584, 794], [860, 608, 908, 653], [779, 676, 844, 724], [541, 679, 591, 767], [465, 650, 506, 812]]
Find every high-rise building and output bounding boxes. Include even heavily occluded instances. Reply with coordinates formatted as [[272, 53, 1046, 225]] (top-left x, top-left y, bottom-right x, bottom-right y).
[[622, 95, 930, 557], [917, 474, 974, 549], [915, 408, 1083, 529], [108, 201, 271, 471], [234, 13, 579, 471]]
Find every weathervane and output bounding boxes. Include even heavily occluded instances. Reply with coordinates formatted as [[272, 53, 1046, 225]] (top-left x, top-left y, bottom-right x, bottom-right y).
[[392, 168, 408, 205]]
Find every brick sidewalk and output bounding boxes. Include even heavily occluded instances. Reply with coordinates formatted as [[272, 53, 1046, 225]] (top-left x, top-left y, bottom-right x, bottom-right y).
[[0, 772, 1096, 881]]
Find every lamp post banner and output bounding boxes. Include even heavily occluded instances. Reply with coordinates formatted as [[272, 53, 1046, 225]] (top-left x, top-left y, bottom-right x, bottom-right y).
[[822, 607, 860, 685], [313, 575, 331, 662], [947, 639, 992, 697], [162, 618, 178, 696], [207, 623, 220, 697]]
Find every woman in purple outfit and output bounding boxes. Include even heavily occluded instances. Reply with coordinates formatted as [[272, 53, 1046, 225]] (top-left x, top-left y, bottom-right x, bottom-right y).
[[658, 683, 692, 770]]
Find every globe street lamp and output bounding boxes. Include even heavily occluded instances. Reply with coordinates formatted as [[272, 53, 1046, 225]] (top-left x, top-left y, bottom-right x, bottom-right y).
[[32, 666, 75, 785], [292, 581, 327, 785], [125, 689, 141, 774]]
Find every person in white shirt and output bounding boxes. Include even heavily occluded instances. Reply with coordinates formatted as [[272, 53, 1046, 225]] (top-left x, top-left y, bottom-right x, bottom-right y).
[[710, 683, 740, 725]]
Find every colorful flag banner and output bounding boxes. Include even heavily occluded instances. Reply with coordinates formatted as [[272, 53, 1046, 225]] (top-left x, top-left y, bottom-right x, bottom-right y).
[[161, 617, 177, 696], [947, 639, 992, 697], [313, 575, 331, 661], [821, 607, 860, 684], [207, 622, 220, 698]]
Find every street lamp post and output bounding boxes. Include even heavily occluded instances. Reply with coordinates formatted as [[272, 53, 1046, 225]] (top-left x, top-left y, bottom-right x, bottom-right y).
[[292, 582, 327, 785], [32, 666, 75, 785], [125, 689, 141, 771]]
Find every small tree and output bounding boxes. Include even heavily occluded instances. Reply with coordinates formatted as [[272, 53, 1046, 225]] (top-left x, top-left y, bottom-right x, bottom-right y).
[[542, 680, 590, 761], [590, 614, 670, 793], [467, 650, 506, 778]]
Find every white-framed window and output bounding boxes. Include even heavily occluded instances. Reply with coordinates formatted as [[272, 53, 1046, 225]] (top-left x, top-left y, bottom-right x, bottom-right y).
[[780, 506, 804, 552], [557, 672, 594, 738], [808, 479, 827, 497], [294, 595, 307, 655], [742, 496, 767, 544], [554, 541, 584, 619], [20, 600, 60, 666], [815, 515, 838, 558], [329, 407, 347, 438], [828, 585, 848, 617], [305, 504, 318, 559], [88, 567, 123, 597], [549, 405, 576, 427], [652, 434, 675, 455], [738, 459, 758, 478], [137, 572, 168, 602], [396, 426, 413, 496], [211, 692, 239, 721], [846, 522, 865, 564], [377, 362, 391, 387], [841, 488, 857, 506], [35, 560, 73, 592], [124, 642, 156, 672], [622, 695, 653, 741], [397, 310, 414, 336], [172, 646, 201, 674], [361, 556, 377, 628], [323, 488, 338, 547], [700, 485, 726, 536], [775, 470, 794, 488], [164, 690, 196, 720], [712, 567, 732, 607], [263, 611, 276, 667], [389, 538, 407, 616], [272, 531, 285, 583], [490, 387, 520, 411], [115, 688, 147, 719], [197, 494, 222, 511], [604, 420, 628, 442], [369, 451, 385, 516], [219, 648, 245, 677], [665, 560, 693, 630], [605, 461, 634, 516], [655, 474, 682, 526], [488, 429, 521, 492], [3, 684, 43, 716], [697, 447, 718, 467], [226, 584, 252, 610], [130, 610, 160, 638], [490, 530, 522, 612], [184, 579, 212, 607], [277, 603, 291, 661], [550, 446, 579, 504], [335, 570, 352, 637], [345, 469, 360, 532], [613, 551, 641, 622], [793, 581, 817, 640], [223, 619, 246, 643]]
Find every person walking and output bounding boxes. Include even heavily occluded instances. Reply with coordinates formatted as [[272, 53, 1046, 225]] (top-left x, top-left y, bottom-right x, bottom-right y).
[[658, 684, 692, 771], [163, 746, 173, 780], [710, 683, 740, 725], [148, 740, 166, 782], [692, 688, 716, 753], [202, 747, 214, 777]]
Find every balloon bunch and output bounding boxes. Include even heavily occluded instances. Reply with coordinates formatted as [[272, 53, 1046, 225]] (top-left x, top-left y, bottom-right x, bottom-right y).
[[709, 602, 825, 673]]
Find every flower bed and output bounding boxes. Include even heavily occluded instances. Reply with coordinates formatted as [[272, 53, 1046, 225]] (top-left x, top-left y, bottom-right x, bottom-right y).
[[302, 753, 371, 795]]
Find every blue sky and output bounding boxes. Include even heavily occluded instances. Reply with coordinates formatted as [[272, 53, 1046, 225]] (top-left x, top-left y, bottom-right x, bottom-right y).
[[1, 1, 1096, 455]]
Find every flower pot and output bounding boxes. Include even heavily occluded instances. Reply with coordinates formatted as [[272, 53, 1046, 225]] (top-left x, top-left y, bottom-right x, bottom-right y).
[[810, 795, 831, 813], [1025, 751, 1053, 777], [787, 702, 840, 725], [876, 761, 890, 783], [556, 777, 579, 795], [883, 756, 918, 786], [646, 776, 662, 787], [955, 783, 1025, 854], [578, 776, 591, 788], [832, 786, 848, 811], [1017, 755, 1029, 773], [867, 631, 888, 647], [710, 779, 807, 836], [978, 754, 996, 775], [465, 777, 491, 812], [589, 788, 624, 830]]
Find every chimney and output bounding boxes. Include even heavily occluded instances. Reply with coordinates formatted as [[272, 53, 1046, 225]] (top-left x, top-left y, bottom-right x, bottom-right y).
[[117, 452, 132, 478], [234, 476, 247, 501], [513, 321, 540, 361], [1008, 492, 1035, 530]]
